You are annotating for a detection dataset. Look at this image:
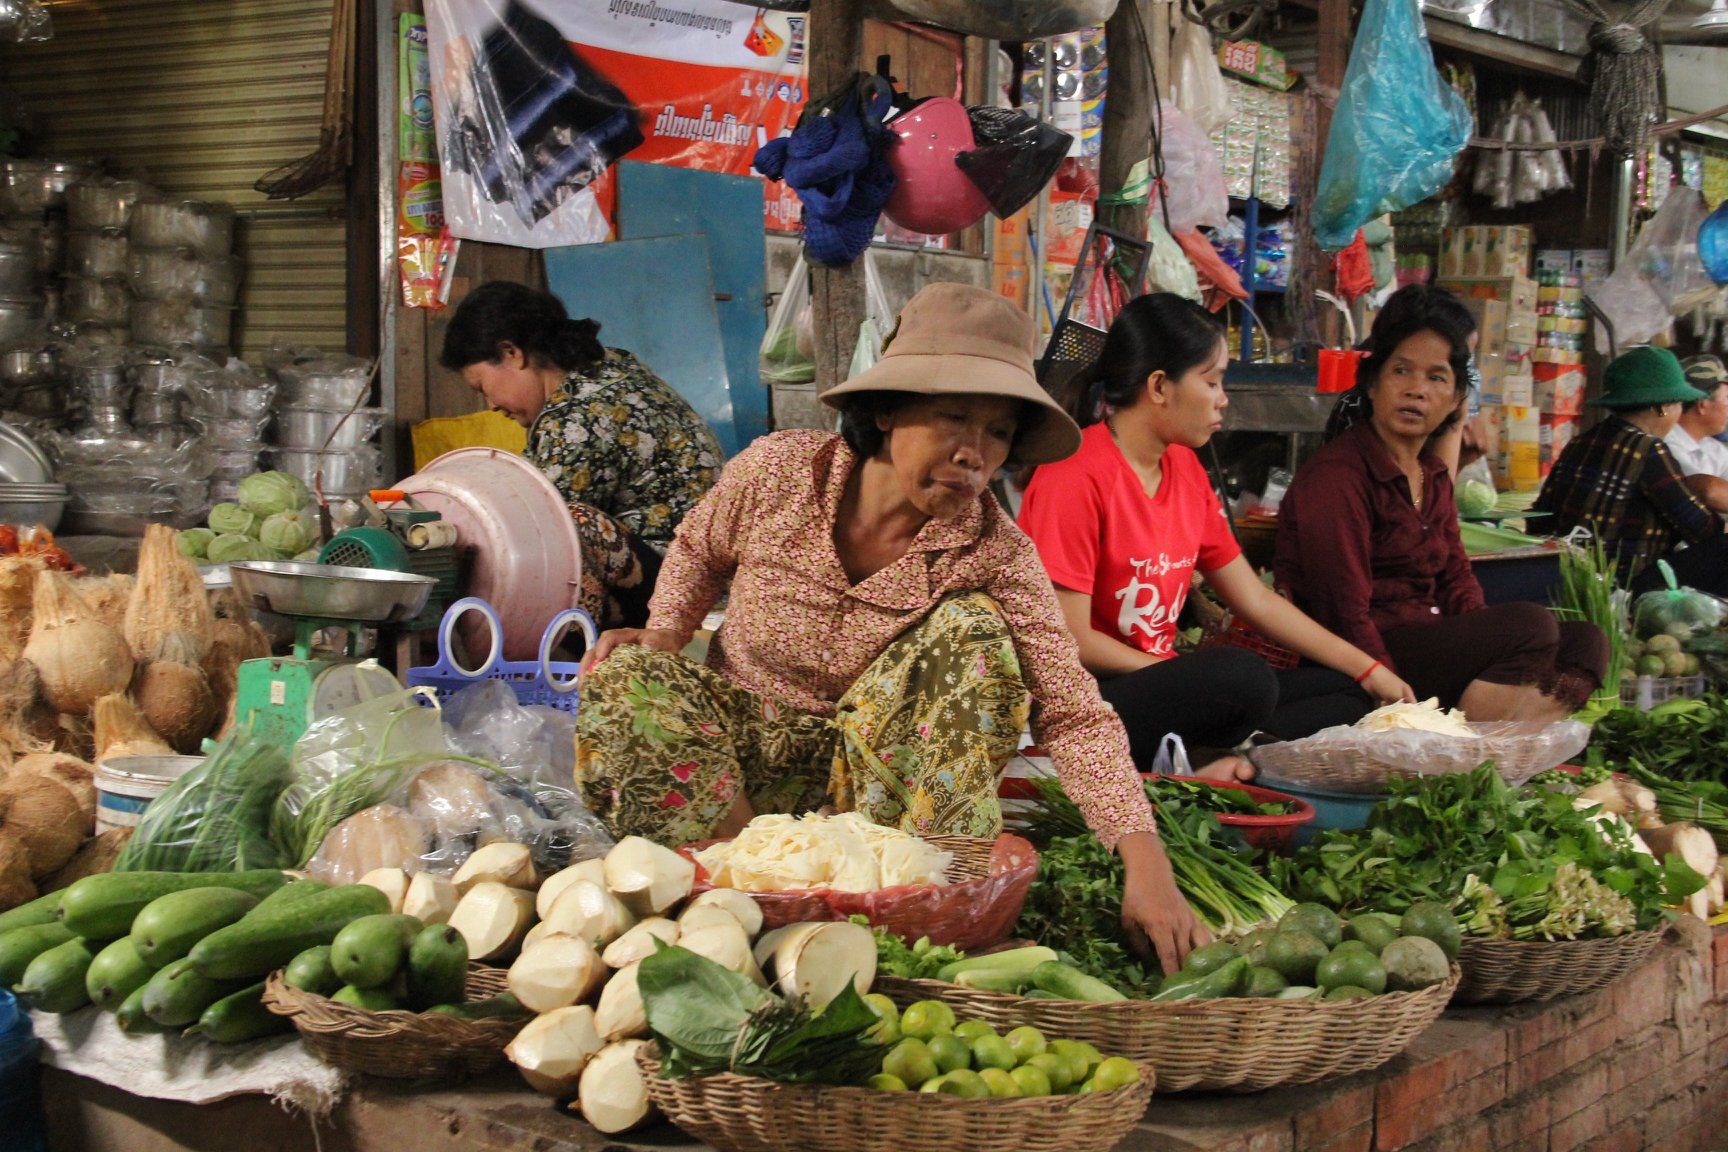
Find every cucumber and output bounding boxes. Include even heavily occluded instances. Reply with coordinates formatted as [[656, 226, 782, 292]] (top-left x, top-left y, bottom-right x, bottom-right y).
[[331, 985, 399, 1012], [934, 946, 1059, 985], [187, 983, 291, 1044], [17, 937, 97, 1013], [245, 878, 330, 917], [86, 937, 155, 1010], [0, 891, 66, 937], [1029, 961, 1129, 1003], [189, 884, 392, 981], [954, 968, 1029, 993], [0, 922, 75, 988], [331, 914, 420, 990], [425, 992, 530, 1021], [116, 983, 168, 1034], [405, 924, 468, 1009], [59, 871, 287, 941], [283, 945, 342, 997], [141, 958, 252, 1027], [130, 888, 262, 968]]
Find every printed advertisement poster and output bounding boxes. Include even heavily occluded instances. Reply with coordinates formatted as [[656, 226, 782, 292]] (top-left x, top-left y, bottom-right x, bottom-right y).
[[424, 0, 808, 248]]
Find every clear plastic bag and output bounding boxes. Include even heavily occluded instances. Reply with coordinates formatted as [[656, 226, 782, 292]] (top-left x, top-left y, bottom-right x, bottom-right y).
[[1145, 213, 1203, 303], [1171, 14, 1233, 136], [1310, 0, 1471, 251], [1627, 188, 1716, 313], [1631, 560, 1727, 640], [1147, 107, 1229, 233], [1249, 718, 1590, 795], [761, 255, 816, 386], [846, 251, 894, 380], [115, 730, 291, 873]]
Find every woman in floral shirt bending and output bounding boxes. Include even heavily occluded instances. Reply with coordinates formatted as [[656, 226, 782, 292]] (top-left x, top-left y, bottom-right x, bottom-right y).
[[441, 281, 724, 627], [576, 283, 1208, 975]]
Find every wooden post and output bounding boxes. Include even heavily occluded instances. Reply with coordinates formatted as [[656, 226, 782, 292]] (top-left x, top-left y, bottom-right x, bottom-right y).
[[808, 0, 868, 393], [1313, 0, 1353, 347], [1098, 0, 1165, 240]]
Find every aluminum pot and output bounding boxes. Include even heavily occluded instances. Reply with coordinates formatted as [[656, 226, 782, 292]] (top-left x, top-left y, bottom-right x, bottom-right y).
[[0, 489, 66, 531], [273, 406, 384, 450], [130, 393, 180, 425], [129, 200, 235, 257], [278, 372, 370, 410], [73, 364, 129, 406], [0, 346, 54, 389], [64, 276, 132, 326], [188, 413, 268, 448], [270, 446, 381, 494], [82, 406, 131, 435], [210, 448, 261, 479], [65, 179, 155, 233], [65, 232, 130, 279], [190, 384, 274, 420], [0, 299, 43, 344], [0, 159, 99, 215], [0, 243, 37, 297], [131, 358, 201, 395], [131, 299, 233, 349], [129, 250, 242, 304]]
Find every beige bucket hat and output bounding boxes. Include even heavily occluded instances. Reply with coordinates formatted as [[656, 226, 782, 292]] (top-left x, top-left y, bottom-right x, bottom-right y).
[[821, 282, 1083, 465]]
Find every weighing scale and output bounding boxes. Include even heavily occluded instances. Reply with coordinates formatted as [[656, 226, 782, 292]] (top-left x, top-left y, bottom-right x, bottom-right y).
[[317, 494, 463, 632], [227, 561, 436, 747]]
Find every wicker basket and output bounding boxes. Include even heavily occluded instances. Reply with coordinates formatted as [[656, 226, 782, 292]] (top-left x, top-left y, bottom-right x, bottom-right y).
[[1248, 719, 1589, 795], [635, 1049, 1155, 1152], [1201, 616, 1300, 670], [877, 966, 1459, 1094], [1454, 927, 1668, 1004], [262, 965, 523, 1080]]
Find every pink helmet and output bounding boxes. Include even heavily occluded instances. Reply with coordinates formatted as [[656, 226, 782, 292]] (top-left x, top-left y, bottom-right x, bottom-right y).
[[883, 97, 991, 236]]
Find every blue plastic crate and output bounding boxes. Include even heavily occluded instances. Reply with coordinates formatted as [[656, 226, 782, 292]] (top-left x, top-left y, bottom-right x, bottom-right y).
[[405, 597, 596, 714]]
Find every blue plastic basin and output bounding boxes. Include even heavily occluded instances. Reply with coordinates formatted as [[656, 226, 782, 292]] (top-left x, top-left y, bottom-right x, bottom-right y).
[[1257, 777, 1387, 846]]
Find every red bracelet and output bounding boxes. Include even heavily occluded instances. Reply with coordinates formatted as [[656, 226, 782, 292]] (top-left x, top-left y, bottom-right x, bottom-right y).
[[1354, 661, 1382, 684]]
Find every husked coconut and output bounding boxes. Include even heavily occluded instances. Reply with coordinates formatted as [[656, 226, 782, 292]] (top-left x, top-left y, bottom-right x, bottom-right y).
[[603, 837, 695, 916], [504, 1005, 605, 1095], [601, 918, 679, 968], [23, 571, 135, 716], [0, 556, 42, 662], [683, 887, 764, 937], [679, 921, 764, 985], [452, 841, 538, 893], [447, 881, 536, 961], [543, 879, 635, 948], [42, 828, 129, 893], [0, 661, 48, 767], [11, 752, 96, 825], [91, 694, 175, 761], [773, 921, 876, 1007], [508, 935, 607, 1012], [593, 961, 648, 1041], [577, 1040, 659, 1134], [75, 574, 134, 636], [0, 832, 34, 910], [536, 857, 607, 919], [0, 775, 85, 879], [134, 632, 220, 754], [358, 867, 410, 913]]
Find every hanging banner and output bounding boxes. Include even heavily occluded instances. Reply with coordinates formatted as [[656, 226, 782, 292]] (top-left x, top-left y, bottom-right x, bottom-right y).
[[424, 0, 808, 249]]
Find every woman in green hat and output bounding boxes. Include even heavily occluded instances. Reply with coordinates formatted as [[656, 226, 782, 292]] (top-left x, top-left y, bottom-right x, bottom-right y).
[[1535, 345, 1728, 595]]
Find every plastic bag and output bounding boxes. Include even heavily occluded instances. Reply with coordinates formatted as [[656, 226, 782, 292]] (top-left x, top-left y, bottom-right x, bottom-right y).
[[1627, 188, 1716, 313], [1631, 560, 1727, 640], [1148, 107, 1229, 233], [956, 105, 1072, 218], [1248, 718, 1590, 795], [1701, 198, 1728, 287], [1151, 733, 1196, 777], [115, 729, 291, 873], [1146, 214, 1203, 303], [846, 251, 895, 380], [761, 255, 816, 386], [1171, 15, 1233, 136], [1311, 0, 1471, 251]]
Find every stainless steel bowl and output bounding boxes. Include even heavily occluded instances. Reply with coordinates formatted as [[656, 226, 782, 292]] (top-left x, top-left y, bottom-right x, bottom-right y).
[[273, 407, 384, 450], [187, 413, 266, 447], [0, 422, 51, 484], [0, 243, 37, 297], [0, 481, 67, 530], [228, 561, 434, 624], [129, 250, 242, 305], [66, 178, 155, 233], [0, 159, 99, 215], [0, 347, 55, 389], [0, 298, 43, 344], [129, 200, 235, 257], [191, 384, 274, 419]]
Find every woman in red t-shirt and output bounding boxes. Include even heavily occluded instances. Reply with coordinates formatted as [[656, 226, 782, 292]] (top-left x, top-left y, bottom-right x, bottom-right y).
[[1019, 294, 1414, 775]]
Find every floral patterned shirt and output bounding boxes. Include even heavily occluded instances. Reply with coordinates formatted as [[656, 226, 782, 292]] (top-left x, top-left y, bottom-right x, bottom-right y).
[[525, 350, 724, 548], [646, 430, 1158, 850]]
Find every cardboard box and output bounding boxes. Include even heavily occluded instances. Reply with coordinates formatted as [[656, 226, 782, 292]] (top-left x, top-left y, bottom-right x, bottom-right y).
[[1500, 371, 1535, 408], [1440, 227, 1533, 278], [1460, 297, 1510, 360], [1573, 248, 1611, 288], [1439, 274, 1538, 317], [992, 209, 1031, 267], [1541, 413, 1579, 465], [1507, 440, 1542, 485], [1218, 40, 1297, 90], [1535, 366, 1586, 415], [1536, 249, 1574, 274], [1502, 404, 1541, 443], [992, 264, 1028, 309]]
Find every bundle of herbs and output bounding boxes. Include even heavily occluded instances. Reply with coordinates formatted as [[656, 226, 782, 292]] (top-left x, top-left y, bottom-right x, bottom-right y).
[[1269, 764, 1704, 940], [1583, 696, 1728, 788], [1552, 536, 1628, 719]]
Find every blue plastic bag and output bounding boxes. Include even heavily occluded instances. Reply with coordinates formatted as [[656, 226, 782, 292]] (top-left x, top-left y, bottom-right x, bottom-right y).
[[1700, 198, 1728, 286], [1311, 0, 1471, 252]]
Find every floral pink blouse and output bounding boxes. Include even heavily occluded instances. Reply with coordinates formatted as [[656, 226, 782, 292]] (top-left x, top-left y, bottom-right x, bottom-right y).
[[645, 430, 1157, 850]]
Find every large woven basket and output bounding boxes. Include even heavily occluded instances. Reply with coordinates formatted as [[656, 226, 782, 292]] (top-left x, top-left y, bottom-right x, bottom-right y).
[[262, 965, 523, 1080], [1248, 719, 1589, 795], [1454, 927, 1668, 1004], [684, 833, 1037, 953], [635, 1049, 1154, 1152], [877, 966, 1459, 1094]]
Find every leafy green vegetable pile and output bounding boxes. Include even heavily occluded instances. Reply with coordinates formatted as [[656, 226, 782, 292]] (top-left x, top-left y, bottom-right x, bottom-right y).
[[1584, 697, 1728, 787], [1144, 775, 1294, 817], [851, 915, 965, 980], [1269, 764, 1704, 940]]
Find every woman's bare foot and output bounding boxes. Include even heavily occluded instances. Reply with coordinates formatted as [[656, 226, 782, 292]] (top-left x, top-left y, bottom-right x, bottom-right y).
[[1195, 755, 1256, 782]]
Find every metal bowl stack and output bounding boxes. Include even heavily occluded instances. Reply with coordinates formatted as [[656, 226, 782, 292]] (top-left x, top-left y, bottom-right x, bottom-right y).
[[0, 158, 95, 346], [185, 359, 275, 503], [63, 178, 156, 347], [128, 200, 238, 354], [268, 354, 381, 502], [0, 419, 64, 529]]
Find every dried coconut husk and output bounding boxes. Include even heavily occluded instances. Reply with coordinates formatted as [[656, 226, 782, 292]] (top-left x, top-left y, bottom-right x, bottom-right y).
[[0, 775, 85, 879], [11, 752, 96, 826], [0, 555, 43, 662], [77, 573, 135, 635], [135, 632, 219, 754], [91, 693, 174, 761], [22, 570, 135, 716], [124, 525, 214, 665], [43, 827, 129, 893], [0, 833, 35, 910], [0, 659, 48, 769]]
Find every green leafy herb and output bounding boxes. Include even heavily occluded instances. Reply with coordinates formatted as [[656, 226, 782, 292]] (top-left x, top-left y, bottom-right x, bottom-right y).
[[849, 915, 964, 979]]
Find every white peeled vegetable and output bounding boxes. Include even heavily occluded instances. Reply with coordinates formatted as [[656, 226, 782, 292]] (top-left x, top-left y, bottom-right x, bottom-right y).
[[604, 836, 695, 916], [402, 872, 458, 925], [593, 960, 648, 1041], [677, 903, 751, 936], [1576, 780, 1628, 817], [679, 921, 765, 985], [774, 921, 876, 1007], [447, 881, 536, 961], [753, 923, 821, 975], [544, 879, 636, 948], [602, 917, 679, 968], [578, 1040, 658, 1134], [509, 935, 608, 1012], [1642, 821, 1720, 920], [538, 857, 608, 920], [358, 868, 410, 914], [523, 922, 577, 951], [505, 1005, 606, 1095], [683, 888, 764, 937], [453, 841, 538, 893]]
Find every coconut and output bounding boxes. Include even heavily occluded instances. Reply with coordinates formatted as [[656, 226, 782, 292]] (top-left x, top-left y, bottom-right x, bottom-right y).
[[0, 556, 42, 662], [0, 659, 48, 768], [0, 775, 85, 879], [11, 752, 96, 824], [0, 832, 35, 910], [92, 694, 175, 761], [123, 524, 214, 665], [135, 632, 219, 754], [23, 570, 136, 716], [43, 828, 129, 893], [76, 574, 135, 635]]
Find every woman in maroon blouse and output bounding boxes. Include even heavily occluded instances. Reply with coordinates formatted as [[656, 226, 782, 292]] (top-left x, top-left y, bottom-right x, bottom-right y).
[[1275, 294, 1607, 721]]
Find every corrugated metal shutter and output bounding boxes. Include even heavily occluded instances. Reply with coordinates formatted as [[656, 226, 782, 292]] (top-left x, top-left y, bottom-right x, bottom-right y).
[[0, 0, 348, 361]]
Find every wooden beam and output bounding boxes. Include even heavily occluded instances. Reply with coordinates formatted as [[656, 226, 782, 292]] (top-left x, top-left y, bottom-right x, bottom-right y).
[[808, 0, 868, 394]]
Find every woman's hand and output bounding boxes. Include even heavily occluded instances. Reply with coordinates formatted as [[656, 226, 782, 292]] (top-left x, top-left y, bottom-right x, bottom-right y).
[[579, 627, 690, 678], [1116, 831, 1210, 976], [1362, 664, 1417, 705]]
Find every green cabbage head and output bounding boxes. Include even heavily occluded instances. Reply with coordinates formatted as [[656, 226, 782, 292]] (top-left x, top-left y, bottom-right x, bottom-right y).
[[260, 510, 315, 558], [208, 502, 261, 538], [237, 470, 310, 518], [176, 527, 216, 560]]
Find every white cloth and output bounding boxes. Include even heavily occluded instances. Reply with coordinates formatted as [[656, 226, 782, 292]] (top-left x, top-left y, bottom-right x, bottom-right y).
[[1664, 423, 1728, 483], [31, 1007, 347, 1116]]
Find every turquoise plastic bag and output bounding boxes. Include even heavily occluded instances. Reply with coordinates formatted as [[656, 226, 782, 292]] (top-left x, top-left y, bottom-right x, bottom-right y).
[[1310, 0, 1471, 252]]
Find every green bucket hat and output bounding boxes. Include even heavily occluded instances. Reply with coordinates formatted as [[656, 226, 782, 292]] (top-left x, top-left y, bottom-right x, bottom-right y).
[[1590, 346, 1709, 409]]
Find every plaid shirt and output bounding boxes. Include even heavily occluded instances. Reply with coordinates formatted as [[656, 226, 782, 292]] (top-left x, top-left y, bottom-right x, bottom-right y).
[[1534, 414, 1723, 578]]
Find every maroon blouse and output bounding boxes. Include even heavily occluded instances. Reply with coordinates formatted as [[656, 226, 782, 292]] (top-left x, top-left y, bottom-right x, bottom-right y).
[[1273, 421, 1485, 669]]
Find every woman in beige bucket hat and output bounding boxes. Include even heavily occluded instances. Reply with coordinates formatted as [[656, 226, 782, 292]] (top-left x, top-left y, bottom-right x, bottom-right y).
[[575, 282, 1210, 974]]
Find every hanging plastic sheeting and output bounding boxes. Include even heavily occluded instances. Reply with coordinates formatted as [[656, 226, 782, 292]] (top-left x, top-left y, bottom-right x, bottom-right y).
[[1700, 198, 1728, 287], [1147, 106, 1230, 233], [1170, 13, 1233, 136], [956, 106, 1073, 219], [1310, 0, 1471, 252], [1593, 188, 1715, 353], [1473, 94, 1573, 209]]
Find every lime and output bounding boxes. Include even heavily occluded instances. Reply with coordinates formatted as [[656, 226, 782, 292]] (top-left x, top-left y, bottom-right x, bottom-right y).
[[937, 1069, 991, 1098], [868, 1073, 909, 1091], [1263, 930, 1330, 984], [1010, 1063, 1053, 1097], [882, 1038, 939, 1088], [862, 993, 900, 1026], [953, 1020, 997, 1044], [979, 1067, 1020, 1098], [1279, 904, 1343, 949], [1048, 1039, 1094, 1083], [1181, 940, 1243, 976], [1316, 949, 1386, 995], [928, 1033, 973, 1074], [971, 1034, 1017, 1072], [1068, 1041, 1106, 1078], [1380, 936, 1451, 991], [1399, 902, 1462, 961], [1026, 1052, 1073, 1092], [1638, 654, 1667, 677], [1005, 1025, 1048, 1063], [1343, 915, 1400, 955], [900, 1000, 957, 1040], [1324, 985, 1375, 1001], [919, 1074, 948, 1094], [1091, 1056, 1141, 1092], [1244, 965, 1290, 997], [869, 1017, 902, 1045]]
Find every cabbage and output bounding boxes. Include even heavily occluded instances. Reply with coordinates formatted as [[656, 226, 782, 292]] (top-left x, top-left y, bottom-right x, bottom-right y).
[[1456, 479, 1497, 519], [176, 527, 216, 560], [237, 470, 310, 518], [206, 533, 270, 565], [208, 502, 261, 539], [259, 510, 314, 557], [293, 548, 321, 563]]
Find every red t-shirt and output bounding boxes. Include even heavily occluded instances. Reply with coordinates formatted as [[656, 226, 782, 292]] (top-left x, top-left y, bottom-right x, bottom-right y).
[[1019, 422, 1241, 658]]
